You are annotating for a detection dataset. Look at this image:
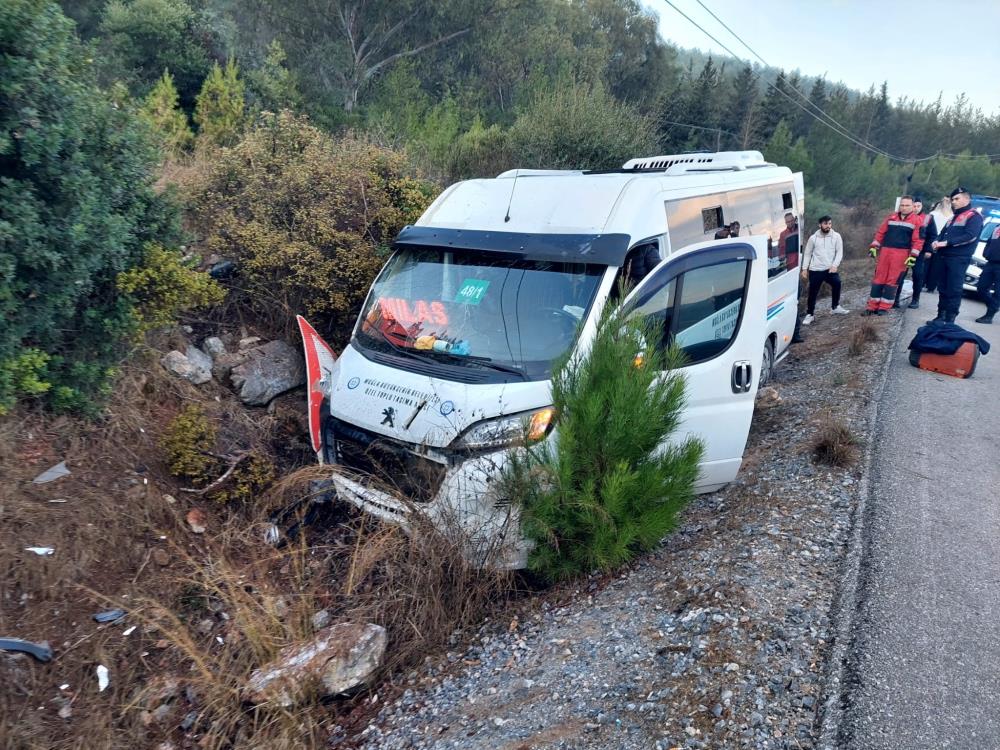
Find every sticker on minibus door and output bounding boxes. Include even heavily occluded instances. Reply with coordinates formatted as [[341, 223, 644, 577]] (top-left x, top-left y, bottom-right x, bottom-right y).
[[455, 279, 490, 304]]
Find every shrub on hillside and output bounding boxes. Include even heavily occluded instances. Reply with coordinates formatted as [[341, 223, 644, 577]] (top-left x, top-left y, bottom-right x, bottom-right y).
[[502, 309, 704, 581], [140, 70, 194, 157], [0, 0, 182, 414], [188, 111, 438, 337], [161, 403, 218, 484], [507, 83, 658, 170], [116, 243, 225, 333]]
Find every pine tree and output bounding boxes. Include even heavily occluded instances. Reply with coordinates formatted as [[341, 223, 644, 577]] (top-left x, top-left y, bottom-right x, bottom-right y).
[[724, 63, 762, 149], [248, 40, 303, 113], [141, 70, 194, 156], [194, 59, 245, 148]]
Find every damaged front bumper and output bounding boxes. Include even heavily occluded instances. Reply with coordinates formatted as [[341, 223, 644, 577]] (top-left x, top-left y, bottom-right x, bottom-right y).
[[325, 447, 532, 570]]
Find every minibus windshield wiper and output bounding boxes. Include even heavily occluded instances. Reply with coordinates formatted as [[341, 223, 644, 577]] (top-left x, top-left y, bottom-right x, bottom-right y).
[[362, 326, 527, 380], [421, 349, 528, 380]]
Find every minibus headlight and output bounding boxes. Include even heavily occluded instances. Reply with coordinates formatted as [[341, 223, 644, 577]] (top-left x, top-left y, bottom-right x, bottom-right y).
[[452, 407, 555, 451]]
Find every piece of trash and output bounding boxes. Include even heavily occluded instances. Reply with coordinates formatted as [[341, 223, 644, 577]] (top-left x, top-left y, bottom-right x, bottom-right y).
[[215, 636, 224, 645], [263, 523, 280, 545], [186, 508, 207, 534], [48, 499, 68, 503], [0, 638, 53, 662], [93, 609, 126, 624], [96, 664, 109, 692], [25, 547, 54, 556], [58, 704, 72, 720], [59, 684, 70, 690], [32, 461, 71, 484], [122, 626, 137, 636]]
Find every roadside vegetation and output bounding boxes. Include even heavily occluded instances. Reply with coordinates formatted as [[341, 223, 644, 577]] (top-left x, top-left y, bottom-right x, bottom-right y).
[[3, 0, 999, 747], [504, 312, 703, 580]]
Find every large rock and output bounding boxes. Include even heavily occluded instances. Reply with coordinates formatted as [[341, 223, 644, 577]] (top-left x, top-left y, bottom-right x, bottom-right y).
[[245, 623, 387, 707], [161, 346, 213, 385], [229, 340, 305, 406]]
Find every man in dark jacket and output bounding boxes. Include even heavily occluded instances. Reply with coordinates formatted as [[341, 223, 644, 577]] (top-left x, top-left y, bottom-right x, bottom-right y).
[[975, 223, 1000, 324], [930, 187, 984, 324], [902, 198, 938, 309]]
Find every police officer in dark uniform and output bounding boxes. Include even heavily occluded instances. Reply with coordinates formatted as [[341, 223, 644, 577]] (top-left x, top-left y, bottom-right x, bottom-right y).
[[929, 187, 984, 324], [975, 224, 1000, 324]]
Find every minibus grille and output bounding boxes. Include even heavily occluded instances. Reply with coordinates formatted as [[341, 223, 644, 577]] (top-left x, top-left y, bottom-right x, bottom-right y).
[[329, 418, 446, 504]]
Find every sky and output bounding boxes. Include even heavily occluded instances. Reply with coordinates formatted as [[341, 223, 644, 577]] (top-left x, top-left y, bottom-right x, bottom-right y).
[[640, 0, 1000, 115]]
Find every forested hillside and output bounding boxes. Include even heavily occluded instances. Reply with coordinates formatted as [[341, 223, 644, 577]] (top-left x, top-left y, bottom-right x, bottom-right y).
[[4, 0, 999, 413], [62, 0, 1000, 199]]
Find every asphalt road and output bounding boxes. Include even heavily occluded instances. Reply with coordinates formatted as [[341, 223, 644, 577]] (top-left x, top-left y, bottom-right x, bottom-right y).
[[837, 291, 1000, 749]]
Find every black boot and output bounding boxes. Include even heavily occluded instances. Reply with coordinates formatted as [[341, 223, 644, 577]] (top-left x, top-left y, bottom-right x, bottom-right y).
[[975, 313, 995, 324], [927, 315, 944, 325], [943, 313, 957, 324], [908, 295, 920, 309]]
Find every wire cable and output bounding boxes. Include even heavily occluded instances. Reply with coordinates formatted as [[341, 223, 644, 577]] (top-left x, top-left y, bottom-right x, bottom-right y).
[[661, 0, 1000, 163]]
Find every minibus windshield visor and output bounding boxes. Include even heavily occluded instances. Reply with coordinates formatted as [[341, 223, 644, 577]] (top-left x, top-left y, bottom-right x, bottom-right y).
[[355, 248, 605, 381]]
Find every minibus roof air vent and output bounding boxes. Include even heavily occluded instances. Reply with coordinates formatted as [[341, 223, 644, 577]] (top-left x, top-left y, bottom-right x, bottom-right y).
[[621, 150, 773, 174]]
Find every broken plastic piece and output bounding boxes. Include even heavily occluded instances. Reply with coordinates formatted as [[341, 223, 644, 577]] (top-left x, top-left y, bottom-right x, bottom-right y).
[[0, 638, 53, 662], [25, 547, 54, 556], [92, 609, 126, 624], [209, 260, 236, 279], [122, 625, 137, 636], [32, 461, 70, 484], [96, 664, 110, 692]]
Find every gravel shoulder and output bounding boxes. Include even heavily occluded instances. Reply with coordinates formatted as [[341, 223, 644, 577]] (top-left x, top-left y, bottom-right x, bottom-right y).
[[356, 286, 899, 750]]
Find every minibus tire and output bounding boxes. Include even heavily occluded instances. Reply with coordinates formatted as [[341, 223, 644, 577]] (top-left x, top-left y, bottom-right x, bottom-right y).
[[760, 338, 775, 386]]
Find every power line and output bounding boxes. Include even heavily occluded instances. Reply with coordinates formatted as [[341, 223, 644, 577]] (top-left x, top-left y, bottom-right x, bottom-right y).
[[690, 0, 903, 158], [661, 0, 1000, 163], [658, 0, 901, 161]]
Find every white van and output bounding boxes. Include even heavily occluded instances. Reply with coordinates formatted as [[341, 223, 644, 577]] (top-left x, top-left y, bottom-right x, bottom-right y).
[[298, 150, 803, 567]]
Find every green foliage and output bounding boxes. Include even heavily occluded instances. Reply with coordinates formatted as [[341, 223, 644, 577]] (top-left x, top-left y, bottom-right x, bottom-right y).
[[99, 0, 216, 109], [0, 349, 52, 414], [188, 111, 438, 337], [503, 308, 704, 581], [116, 243, 226, 333], [764, 120, 813, 177], [141, 70, 194, 156], [246, 40, 303, 114], [507, 82, 658, 170], [161, 403, 218, 484], [0, 0, 181, 414], [446, 119, 512, 181], [194, 59, 245, 148], [212, 453, 276, 504]]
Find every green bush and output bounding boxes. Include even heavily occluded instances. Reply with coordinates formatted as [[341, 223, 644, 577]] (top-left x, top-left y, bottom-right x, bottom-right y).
[[140, 70, 194, 157], [0, 0, 181, 414], [116, 243, 225, 333], [194, 59, 245, 148], [188, 111, 438, 337], [507, 82, 658, 170], [161, 403, 218, 484], [503, 308, 703, 581]]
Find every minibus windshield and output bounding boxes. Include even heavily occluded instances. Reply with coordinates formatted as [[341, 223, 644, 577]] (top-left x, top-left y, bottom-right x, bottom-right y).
[[354, 247, 605, 381]]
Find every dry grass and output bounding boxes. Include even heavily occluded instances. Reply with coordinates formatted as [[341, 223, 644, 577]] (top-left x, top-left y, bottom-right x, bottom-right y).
[[812, 416, 860, 467], [0, 360, 513, 750], [849, 318, 881, 356]]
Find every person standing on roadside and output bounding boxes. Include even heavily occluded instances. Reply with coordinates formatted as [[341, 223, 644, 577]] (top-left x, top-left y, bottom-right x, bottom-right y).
[[865, 195, 923, 315], [930, 187, 984, 324], [974, 223, 1000, 324], [895, 197, 938, 309], [801, 215, 849, 324], [924, 195, 953, 293]]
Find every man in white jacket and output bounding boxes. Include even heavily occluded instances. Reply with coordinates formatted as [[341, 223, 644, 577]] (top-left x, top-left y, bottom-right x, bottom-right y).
[[800, 215, 850, 324]]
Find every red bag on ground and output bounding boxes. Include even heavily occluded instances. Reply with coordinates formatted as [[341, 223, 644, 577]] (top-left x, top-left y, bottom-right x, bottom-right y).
[[908, 341, 980, 378]]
